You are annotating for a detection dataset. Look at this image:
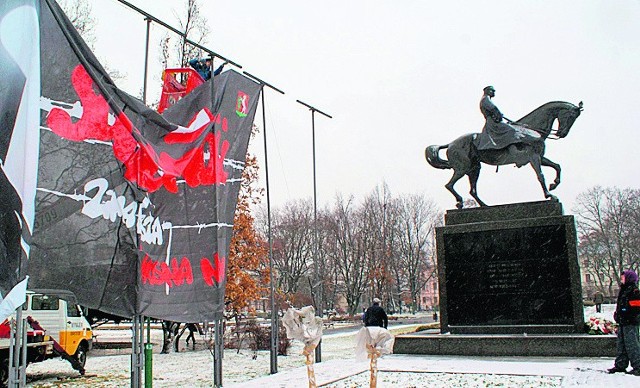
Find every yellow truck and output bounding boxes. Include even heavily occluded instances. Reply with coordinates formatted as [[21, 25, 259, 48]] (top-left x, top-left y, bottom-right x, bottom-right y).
[[1, 290, 92, 386]]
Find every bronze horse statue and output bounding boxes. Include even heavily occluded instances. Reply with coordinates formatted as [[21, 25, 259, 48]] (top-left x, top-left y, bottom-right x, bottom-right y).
[[426, 101, 583, 209]]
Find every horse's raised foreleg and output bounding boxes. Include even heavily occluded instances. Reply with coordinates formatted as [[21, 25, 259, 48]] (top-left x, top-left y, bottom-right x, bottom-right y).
[[541, 156, 561, 191], [467, 165, 487, 207], [530, 157, 557, 201], [445, 169, 466, 209]]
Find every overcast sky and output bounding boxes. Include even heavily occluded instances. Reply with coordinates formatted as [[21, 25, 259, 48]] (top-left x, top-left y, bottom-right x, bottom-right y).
[[89, 0, 640, 212]]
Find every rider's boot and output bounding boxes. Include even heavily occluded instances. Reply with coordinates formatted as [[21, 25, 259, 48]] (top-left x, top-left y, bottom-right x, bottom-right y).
[[509, 144, 527, 168]]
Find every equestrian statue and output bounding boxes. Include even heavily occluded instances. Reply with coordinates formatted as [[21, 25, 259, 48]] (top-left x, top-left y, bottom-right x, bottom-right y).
[[426, 86, 583, 209]]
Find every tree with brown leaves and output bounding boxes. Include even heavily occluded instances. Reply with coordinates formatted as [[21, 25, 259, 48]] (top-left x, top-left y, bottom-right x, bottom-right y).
[[225, 151, 270, 321]]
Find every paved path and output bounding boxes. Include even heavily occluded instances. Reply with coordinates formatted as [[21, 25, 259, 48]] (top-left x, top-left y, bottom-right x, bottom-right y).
[[227, 354, 639, 388]]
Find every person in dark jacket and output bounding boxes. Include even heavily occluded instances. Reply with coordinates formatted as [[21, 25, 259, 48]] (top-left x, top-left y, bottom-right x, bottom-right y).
[[608, 269, 640, 375], [188, 58, 226, 81], [594, 291, 604, 313], [364, 298, 388, 329], [185, 323, 202, 349]]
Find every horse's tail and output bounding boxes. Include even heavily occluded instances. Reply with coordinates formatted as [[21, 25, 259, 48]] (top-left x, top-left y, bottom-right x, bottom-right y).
[[425, 144, 450, 169]]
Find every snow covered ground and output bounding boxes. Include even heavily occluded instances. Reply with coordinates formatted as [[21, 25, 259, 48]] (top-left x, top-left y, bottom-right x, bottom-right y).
[[22, 306, 637, 387]]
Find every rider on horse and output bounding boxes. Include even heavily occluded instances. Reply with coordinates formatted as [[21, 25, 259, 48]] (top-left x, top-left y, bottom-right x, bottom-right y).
[[474, 86, 541, 151]]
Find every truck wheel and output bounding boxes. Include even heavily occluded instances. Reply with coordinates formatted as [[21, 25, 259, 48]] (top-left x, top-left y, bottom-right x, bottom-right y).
[[74, 344, 87, 370]]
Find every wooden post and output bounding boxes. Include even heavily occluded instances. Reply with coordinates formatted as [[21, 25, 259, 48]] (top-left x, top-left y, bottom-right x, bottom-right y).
[[302, 343, 318, 388], [367, 344, 381, 388]]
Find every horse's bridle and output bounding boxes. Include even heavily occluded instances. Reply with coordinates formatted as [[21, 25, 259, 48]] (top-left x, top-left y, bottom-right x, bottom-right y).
[[507, 120, 557, 140]]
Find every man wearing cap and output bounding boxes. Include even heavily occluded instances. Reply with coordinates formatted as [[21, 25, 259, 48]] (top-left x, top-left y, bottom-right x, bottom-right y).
[[475, 85, 540, 153], [608, 269, 640, 376], [364, 298, 388, 329]]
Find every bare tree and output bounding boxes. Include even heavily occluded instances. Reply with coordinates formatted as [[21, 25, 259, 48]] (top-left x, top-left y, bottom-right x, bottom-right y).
[[175, 0, 209, 67], [317, 209, 338, 311], [574, 186, 640, 297], [159, 35, 172, 70], [360, 188, 387, 302], [60, 0, 96, 48], [61, 0, 124, 82], [384, 197, 407, 313], [326, 195, 370, 315], [264, 184, 447, 316], [270, 199, 314, 296], [359, 184, 409, 312], [396, 194, 441, 313], [160, 0, 210, 69]]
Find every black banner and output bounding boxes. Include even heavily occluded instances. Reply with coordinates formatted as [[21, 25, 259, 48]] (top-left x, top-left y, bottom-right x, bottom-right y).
[[26, 0, 260, 321]]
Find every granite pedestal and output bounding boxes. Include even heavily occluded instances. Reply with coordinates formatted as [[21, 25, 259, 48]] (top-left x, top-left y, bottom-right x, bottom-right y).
[[394, 201, 602, 357], [394, 332, 616, 357]]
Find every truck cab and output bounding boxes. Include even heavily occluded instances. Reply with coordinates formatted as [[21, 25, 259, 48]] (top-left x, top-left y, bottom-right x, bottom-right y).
[[25, 291, 93, 363], [1, 290, 92, 385]]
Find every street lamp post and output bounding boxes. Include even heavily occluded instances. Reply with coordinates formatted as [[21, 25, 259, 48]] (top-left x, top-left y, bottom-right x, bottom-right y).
[[295, 99, 332, 363], [243, 72, 284, 374]]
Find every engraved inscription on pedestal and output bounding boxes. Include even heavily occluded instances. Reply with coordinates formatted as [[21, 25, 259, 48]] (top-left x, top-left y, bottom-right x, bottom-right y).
[[486, 262, 522, 291]]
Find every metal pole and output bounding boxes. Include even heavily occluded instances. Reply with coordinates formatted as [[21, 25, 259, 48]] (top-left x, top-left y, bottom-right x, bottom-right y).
[[8, 310, 24, 388], [382, 195, 388, 311], [139, 316, 145, 385], [210, 55, 216, 111], [8, 315, 15, 387], [131, 315, 144, 388], [141, 21, 153, 386], [19, 318, 26, 387], [310, 111, 321, 363], [142, 18, 151, 105], [131, 316, 137, 388], [213, 318, 223, 387], [295, 100, 332, 364], [242, 71, 284, 375], [210, 50, 219, 388], [261, 89, 278, 374], [8, 317, 14, 387]]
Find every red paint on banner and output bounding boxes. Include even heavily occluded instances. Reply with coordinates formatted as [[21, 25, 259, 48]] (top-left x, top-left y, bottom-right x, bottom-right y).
[[46, 64, 232, 193], [141, 255, 194, 288], [200, 253, 226, 286], [182, 132, 229, 187], [140, 254, 225, 288]]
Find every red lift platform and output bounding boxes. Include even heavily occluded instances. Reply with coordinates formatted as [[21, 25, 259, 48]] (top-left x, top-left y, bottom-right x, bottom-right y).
[[157, 68, 204, 113]]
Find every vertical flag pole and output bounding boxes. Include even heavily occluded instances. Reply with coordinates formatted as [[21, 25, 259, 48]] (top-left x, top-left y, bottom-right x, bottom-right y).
[[295, 100, 332, 363], [209, 50, 222, 388], [142, 19, 154, 388], [131, 317, 136, 387], [213, 318, 223, 387], [8, 309, 24, 388], [142, 18, 151, 105], [210, 53, 216, 111], [7, 315, 14, 387], [242, 71, 285, 374], [131, 315, 144, 388], [20, 317, 27, 387], [133, 16, 154, 388]]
